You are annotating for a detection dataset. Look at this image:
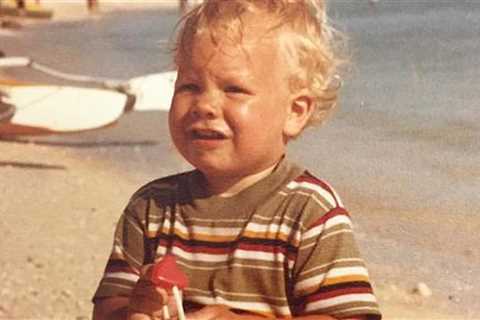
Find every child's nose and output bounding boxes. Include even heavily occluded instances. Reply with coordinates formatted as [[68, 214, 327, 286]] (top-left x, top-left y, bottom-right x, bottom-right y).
[[190, 90, 221, 119]]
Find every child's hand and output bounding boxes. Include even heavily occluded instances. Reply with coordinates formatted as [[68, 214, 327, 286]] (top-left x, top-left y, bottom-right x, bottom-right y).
[[186, 305, 266, 320], [186, 305, 235, 320], [127, 264, 178, 320]]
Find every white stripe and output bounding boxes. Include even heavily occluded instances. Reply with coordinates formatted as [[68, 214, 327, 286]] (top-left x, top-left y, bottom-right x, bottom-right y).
[[234, 250, 295, 269], [286, 181, 336, 207], [252, 214, 282, 222], [305, 293, 377, 311], [189, 213, 296, 224], [159, 246, 295, 265], [162, 219, 172, 231], [327, 266, 369, 278], [302, 215, 352, 241], [104, 272, 139, 283], [112, 244, 142, 266], [325, 215, 352, 229], [280, 189, 331, 212], [233, 249, 284, 262], [302, 224, 324, 242], [156, 246, 167, 256], [327, 183, 344, 207], [298, 258, 364, 277], [172, 247, 230, 262], [295, 273, 326, 292], [112, 244, 124, 255], [186, 217, 247, 223], [175, 219, 294, 237], [246, 222, 293, 236], [253, 212, 306, 234], [157, 246, 288, 270], [191, 225, 243, 236], [148, 222, 161, 233]]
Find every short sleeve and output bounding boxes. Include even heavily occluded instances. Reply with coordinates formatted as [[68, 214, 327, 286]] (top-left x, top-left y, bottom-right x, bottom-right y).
[[292, 207, 381, 319], [92, 198, 148, 301]]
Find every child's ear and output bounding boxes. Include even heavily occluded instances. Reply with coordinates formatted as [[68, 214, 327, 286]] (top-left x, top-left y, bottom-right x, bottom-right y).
[[283, 92, 314, 138]]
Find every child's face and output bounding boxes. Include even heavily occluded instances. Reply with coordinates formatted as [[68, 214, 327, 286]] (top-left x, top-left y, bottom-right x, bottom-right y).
[[169, 23, 296, 181]]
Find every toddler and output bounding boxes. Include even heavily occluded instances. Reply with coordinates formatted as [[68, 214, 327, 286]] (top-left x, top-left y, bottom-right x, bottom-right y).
[[93, 1, 381, 319]]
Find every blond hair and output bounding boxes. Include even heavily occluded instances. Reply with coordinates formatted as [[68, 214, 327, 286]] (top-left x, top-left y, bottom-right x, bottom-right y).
[[174, 0, 345, 128]]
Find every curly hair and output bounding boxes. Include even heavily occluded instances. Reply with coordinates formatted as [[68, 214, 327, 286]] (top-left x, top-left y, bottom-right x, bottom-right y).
[[174, 0, 346, 129]]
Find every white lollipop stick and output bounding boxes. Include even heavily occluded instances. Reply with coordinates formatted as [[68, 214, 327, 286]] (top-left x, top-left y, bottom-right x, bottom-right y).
[[172, 286, 186, 320], [162, 304, 170, 320]]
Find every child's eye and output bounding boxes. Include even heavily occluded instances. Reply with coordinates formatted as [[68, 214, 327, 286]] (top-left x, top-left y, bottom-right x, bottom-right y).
[[175, 83, 199, 93], [224, 85, 250, 95]]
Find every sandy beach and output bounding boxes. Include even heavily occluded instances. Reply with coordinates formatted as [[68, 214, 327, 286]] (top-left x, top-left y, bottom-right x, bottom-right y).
[[1, 1, 479, 319], [1, 134, 473, 320]]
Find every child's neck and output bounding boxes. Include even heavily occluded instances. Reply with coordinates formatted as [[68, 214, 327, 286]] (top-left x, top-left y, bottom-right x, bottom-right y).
[[205, 163, 278, 198]]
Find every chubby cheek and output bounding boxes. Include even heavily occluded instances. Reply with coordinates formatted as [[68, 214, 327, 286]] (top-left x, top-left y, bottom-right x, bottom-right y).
[[226, 103, 258, 131], [168, 109, 186, 146], [228, 103, 283, 141]]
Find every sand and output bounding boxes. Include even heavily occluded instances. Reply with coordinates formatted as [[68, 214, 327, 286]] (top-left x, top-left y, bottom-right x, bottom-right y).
[[2, 137, 474, 320], [1, 2, 479, 319]]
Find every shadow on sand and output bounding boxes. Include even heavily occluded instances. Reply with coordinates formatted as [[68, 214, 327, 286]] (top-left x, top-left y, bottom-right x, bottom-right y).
[[0, 160, 66, 170]]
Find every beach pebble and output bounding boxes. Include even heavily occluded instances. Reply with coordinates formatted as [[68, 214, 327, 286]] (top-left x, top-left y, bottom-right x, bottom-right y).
[[413, 282, 432, 297], [61, 289, 73, 298]]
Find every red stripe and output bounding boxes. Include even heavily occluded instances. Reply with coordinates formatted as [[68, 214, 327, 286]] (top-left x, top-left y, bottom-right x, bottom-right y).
[[294, 172, 321, 183], [163, 241, 298, 261], [170, 240, 230, 254], [308, 207, 350, 229], [172, 241, 292, 255], [294, 172, 339, 207]]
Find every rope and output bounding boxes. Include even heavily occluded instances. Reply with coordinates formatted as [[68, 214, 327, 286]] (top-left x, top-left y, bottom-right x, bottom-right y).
[[30, 61, 123, 89]]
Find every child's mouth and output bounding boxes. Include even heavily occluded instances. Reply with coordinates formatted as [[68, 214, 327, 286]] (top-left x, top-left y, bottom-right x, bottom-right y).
[[191, 129, 227, 140]]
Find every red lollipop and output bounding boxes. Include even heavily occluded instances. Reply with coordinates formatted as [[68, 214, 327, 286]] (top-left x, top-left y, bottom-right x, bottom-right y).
[[151, 254, 189, 290], [150, 254, 188, 320]]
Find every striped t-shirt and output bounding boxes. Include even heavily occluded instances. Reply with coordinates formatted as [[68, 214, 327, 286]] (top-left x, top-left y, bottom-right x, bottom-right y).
[[93, 158, 381, 319]]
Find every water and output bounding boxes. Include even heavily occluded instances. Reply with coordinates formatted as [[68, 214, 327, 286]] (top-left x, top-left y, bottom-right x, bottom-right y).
[[1, 7, 179, 79], [1, 2, 478, 205]]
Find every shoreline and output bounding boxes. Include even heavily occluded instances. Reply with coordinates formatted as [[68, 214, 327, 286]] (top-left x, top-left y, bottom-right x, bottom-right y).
[[1, 1, 178, 26]]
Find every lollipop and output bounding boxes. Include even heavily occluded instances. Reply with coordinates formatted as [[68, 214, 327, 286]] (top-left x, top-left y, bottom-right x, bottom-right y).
[[151, 254, 189, 320]]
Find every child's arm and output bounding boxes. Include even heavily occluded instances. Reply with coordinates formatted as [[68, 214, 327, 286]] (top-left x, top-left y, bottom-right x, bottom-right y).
[[92, 265, 174, 320], [92, 296, 129, 320], [186, 305, 367, 320]]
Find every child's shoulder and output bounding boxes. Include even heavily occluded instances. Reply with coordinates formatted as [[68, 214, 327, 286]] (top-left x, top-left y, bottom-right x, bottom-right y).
[[129, 169, 196, 204], [283, 167, 351, 231], [285, 168, 344, 209]]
